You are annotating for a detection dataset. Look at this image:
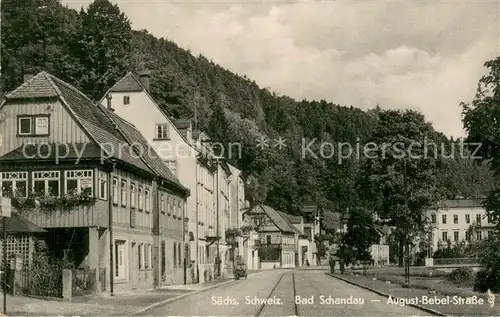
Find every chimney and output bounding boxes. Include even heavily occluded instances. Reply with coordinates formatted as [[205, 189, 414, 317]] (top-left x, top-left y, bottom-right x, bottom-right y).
[[24, 73, 34, 83], [139, 70, 151, 92], [106, 93, 114, 111]]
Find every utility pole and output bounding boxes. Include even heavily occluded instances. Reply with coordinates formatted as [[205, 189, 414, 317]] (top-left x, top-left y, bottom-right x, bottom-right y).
[[216, 159, 220, 278], [0, 198, 12, 314]]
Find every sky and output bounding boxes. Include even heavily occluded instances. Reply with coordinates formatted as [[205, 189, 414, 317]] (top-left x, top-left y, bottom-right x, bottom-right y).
[[63, 0, 499, 138]]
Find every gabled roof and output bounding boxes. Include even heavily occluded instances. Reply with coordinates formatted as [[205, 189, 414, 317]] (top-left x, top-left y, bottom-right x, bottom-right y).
[[438, 199, 484, 209], [108, 72, 144, 93], [251, 204, 299, 234], [1, 72, 187, 194], [0, 143, 102, 161]]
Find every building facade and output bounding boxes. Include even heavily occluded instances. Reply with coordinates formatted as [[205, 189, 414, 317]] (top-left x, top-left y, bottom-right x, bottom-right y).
[[0, 72, 189, 292], [426, 199, 495, 253]]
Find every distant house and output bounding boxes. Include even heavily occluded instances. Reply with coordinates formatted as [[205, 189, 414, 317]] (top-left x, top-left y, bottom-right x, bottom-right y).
[[279, 212, 312, 267], [244, 204, 299, 269]]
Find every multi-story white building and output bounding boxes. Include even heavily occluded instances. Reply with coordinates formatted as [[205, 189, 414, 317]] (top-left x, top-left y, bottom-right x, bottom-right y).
[[426, 199, 495, 252], [101, 72, 221, 284]]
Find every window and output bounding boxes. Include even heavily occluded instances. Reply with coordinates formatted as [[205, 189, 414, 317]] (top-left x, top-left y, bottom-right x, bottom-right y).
[[156, 123, 169, 139], [65, 170, 93, 196], [17, 115, 50, 136], [453, 214, 458, 224], [465, 214, 470, 224], [121, 180, 127, 206], [138, 243, 144, 269], [145, 244, 151, 269], [431, 214, 436, 224], [145, 187, 151, 213], [35, 117, 49, 135], [266, 235, 272, 245], [161, 241, 166, 280], [178, 243, 181, 266], [476, 214, 482, 224], [477, 231, 482, 241], [165, 160, 177, 177], [138, 186, 144, 211], [1, 172, 28, 197], [441, 214, 447, 224], [123, 96, 130, 105], [442, 231, 448, 241], [161, 195, 165, 214], [98, 172, 107, 200], [112, 177, 118, 205], [173, 242, 177, 268], [130, 183, 136, 208], [114, 240, 126, 279], [18, 117, 32, 135], [453, 231, 459, 242], [33, 171, 60, 196], [168, 197, 173, 215]]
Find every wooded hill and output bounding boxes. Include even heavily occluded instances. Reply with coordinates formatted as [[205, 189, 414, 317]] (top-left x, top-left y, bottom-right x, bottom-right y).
[[1, 0, 493, 215]]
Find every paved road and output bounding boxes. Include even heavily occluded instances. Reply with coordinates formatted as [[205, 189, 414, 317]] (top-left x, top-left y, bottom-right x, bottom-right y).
[[141, 269, 431, 316]]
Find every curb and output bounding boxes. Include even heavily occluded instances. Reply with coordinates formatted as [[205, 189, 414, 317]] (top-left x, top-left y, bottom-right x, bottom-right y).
[[130, 279, 235, 316], [326, 273, 446, 316], [130, 270, 263, 315]]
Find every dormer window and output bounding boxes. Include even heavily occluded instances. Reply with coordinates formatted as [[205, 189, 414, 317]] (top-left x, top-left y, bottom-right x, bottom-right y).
[[155, 123, 169, 140], [123, 96, 130, 105], [18, 115, 50, 136]]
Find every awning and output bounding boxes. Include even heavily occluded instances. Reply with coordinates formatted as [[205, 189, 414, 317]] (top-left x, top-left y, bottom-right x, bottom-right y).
[[0, 213, 46, 234]]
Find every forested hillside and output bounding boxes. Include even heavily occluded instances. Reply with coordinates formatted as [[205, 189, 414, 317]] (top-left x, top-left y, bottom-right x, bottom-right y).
[[1, 0, 493, 215]]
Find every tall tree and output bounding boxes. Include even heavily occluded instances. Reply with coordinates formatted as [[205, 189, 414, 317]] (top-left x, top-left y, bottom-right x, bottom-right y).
[[361, 110, 440, 272], [74, 0, 132, 100]]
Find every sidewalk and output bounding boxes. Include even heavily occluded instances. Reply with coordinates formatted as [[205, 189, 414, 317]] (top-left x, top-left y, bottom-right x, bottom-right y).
[[329, 273, 500, 316], [4, 277, 235, 316]]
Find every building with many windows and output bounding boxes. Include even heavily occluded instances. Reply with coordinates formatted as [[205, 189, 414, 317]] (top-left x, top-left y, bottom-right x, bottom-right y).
[[102, 72, 229, 283], [0, 72, 189, 292], [426, 199, 495, 252]]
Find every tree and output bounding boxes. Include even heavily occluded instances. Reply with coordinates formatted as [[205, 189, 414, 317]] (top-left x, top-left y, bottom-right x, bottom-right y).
[[73, 0, 132, 100], [341, 207, 380, 265], [361, 109, 441, 282]]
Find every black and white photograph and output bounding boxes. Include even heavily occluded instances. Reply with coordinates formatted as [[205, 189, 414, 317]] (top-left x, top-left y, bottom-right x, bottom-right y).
[[0, 0, 499, 316]]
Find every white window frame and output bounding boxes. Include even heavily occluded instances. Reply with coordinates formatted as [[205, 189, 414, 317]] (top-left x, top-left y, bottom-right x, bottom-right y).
[[130, 183, 136, 208], [156, 123, 169, 140], [0, 172, 28, 198], [138, 186, 144, 211], [121, 179, 127, 207], [112, 177, 119, 205], [32, 171, 60, 196], [161, 194, 165, 214], [18, 117, 32, 135], [98, 171, 108, 200], [65, 170, 93, 196], [35, 116, 49, 135], [114, 239, 127, 280], [145, 187, 151, 213]]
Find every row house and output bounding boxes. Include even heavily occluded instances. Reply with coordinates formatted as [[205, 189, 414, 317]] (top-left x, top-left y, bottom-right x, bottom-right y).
[[0, 72, 189, 292], [102, 72, 240, 283]]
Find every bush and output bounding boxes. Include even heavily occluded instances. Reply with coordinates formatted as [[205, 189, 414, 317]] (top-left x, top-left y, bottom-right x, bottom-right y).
[[447, 267, 474, 285], [474, 269, 500, 293]]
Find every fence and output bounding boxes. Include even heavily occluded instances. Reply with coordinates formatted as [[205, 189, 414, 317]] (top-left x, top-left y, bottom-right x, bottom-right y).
[[433, 257, 479, 265], [20, 266, 63, 298]]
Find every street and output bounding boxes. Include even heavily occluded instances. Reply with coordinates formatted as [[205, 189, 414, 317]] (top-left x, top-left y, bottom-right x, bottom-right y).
[[140, 270, 430, 316]]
